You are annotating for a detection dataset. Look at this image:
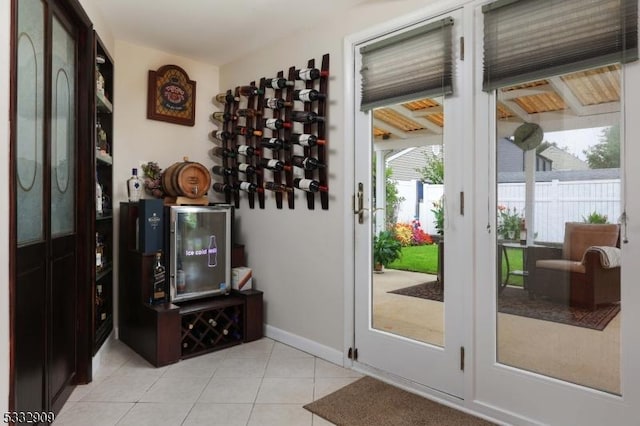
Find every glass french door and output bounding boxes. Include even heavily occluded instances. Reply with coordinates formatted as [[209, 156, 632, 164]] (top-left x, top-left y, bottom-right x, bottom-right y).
[[352, 9, 468, 397]]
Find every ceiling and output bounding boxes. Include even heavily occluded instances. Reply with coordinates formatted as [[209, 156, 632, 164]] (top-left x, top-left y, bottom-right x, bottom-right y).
[[89, 0, 381, 66]]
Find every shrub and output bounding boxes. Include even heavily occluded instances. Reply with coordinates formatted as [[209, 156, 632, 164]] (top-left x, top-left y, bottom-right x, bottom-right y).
[[583, 211, 609, 224], [393, 223, 413, 246]]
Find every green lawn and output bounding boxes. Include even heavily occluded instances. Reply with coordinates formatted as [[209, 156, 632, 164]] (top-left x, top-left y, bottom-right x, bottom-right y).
[[387, 244, 524, 287]]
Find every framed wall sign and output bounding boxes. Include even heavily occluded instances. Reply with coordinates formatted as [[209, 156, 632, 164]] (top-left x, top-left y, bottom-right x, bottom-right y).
[[147, 64, 196, 126]]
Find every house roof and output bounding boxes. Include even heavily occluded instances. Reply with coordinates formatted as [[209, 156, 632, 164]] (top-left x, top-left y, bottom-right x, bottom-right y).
[[539, 145, 589, 171]]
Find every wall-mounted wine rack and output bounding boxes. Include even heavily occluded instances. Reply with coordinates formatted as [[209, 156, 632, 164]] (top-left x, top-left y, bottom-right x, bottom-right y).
[[209, 53, 329, 210]]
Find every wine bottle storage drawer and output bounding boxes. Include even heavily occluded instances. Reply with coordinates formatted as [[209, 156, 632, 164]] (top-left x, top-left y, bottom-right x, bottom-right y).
[[180, 298, 244, 358]]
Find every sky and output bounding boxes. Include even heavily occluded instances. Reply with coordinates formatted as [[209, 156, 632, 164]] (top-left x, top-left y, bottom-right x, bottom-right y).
[[543, 126, 608, 161]]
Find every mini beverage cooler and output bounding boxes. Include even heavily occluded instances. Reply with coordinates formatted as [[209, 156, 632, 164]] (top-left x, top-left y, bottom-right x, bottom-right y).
[[166, 205, 233, 303]]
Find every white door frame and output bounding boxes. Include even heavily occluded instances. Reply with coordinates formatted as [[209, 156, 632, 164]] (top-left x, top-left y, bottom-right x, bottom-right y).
[[344, 5, 471, 402]]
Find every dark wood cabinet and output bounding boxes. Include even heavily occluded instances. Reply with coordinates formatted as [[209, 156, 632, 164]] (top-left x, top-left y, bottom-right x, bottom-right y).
[[119, 202, 263, 367], [92, 35, 115, 355]]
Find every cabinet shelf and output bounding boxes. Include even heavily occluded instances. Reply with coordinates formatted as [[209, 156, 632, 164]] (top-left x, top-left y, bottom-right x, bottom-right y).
[[96, 91, 112, 113], [96, 264, 113, 282]]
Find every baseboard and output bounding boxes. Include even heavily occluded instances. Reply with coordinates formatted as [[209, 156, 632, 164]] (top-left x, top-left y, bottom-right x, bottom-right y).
[[264, 324, 344, 366]]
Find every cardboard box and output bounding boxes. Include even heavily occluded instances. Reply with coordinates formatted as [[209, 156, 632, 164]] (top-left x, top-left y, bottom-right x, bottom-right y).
[[138, 199, 164, 253], [232, 267, 253, 291]]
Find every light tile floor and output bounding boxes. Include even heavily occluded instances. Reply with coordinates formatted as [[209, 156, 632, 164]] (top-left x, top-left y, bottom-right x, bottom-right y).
[[54, 338, 362, 426]]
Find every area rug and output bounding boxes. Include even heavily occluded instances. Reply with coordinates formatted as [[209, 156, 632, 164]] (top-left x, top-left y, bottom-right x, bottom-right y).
[[304, 376, 494, 426], [389, 281, 619, 331]]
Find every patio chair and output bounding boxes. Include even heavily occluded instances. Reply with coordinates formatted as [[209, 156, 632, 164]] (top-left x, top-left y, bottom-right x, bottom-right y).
[[526, 222, 621, 310]]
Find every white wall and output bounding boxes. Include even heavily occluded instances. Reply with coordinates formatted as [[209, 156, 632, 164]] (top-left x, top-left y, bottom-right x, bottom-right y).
[[0, 0, 10, 415], [218, 0, 439, 354], [111, 40, 220, 329]]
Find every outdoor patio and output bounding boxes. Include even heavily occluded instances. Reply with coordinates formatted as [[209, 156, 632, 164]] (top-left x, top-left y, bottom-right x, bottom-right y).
[[372, 269, 620, 394]]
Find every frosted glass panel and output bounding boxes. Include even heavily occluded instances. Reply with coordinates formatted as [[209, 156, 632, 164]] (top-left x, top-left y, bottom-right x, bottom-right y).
[[16, 0, 45, 245], [50, 16, 76, 236]]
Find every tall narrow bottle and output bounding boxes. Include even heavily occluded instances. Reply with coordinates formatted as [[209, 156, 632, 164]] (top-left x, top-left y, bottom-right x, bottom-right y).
[[237, 163, 257, 175], [294, 68, 328, 81], [260, 137, 289, 151], [96, 176, 103, 214], [264, 118, 292, 130], [290, 133, 326, 147], [211, 111, 237, 122], [291, 155, 325, 171], [293, 178, 328, 193], [237, 85, 264, 96], [208, 235, 218, 267], [292, 110, 324, 124], [211, 130, 233, 141], [209, 146, 237, 159], [235, 126, 263, 137], [265, 97, 293, 109], [264, 182, 293, 192], [236, 145, 258, 156], [151, 251, 166, 303], [259, 158, 288, 172], [211, 165, 234, 177], [212, 182, 232, 193], [268, 78, 295, 89], [127, 168, 143, 202], [235, 181, 258, 193], [293, 89, 326, 102], [214, 92, 239, 104], [236, 108, 261, 118]]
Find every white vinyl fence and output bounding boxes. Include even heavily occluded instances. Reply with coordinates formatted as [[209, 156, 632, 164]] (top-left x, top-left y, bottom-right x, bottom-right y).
[[397, 179, 621, 242]]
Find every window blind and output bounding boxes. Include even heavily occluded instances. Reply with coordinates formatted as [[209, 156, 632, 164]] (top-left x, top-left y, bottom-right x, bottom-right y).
[[360, 17, 454, 111], [483, 0, 638, 91]]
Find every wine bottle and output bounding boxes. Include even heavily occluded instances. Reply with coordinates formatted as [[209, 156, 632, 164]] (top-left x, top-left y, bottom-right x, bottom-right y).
[[222, 328, 229, 336], [211, 111, 237, 122], [291, 155, 325, 170], [151, 251, 166, 303], [211, 130, 233, 141], [259, 158, 288, 171], [292, 110, 325, 124], [236, 108, 261, 118], [212, 182, 232, 193], [293, 88, 326, 102], [294, 67, 328, 81], [236, 145, 258, 156], [96, 178, 103, 214], [237, 163, 257, 175], [211, 165, 234, 177], [208, 318, 217, 327], [265, 97, 293, 109], [268, 78, 295, 89], [290, 133, 326, 147], [95, 232, 104, 271], [235, 181, 258, 193], [238, 85, 263, 96], [264, 118, 292, 130], [260, 137, 288, 151], [127, 168, 143, 202], [293, 178, 328, 193], [264, 182, 293, 192], [235, 125, 263, 137], [214, 92, 239, 104], [209, 146, 237, 159]]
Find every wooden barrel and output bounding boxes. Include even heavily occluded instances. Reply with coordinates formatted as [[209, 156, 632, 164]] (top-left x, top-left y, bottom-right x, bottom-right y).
[[161, 160, 211, 199]]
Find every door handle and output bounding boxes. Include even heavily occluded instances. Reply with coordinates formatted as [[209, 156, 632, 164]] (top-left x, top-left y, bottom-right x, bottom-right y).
[[354, 182, 365, 224]]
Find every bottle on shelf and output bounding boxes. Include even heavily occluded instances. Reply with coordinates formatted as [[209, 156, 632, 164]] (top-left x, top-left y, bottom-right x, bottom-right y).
[[236, 108, 262, 118], [212, 182, 232, 194], [211, 165, 235, 177], [519, 219, 527, 245], [291, 155, 326, 171], [265, 97, 293, 110], [235, 181, 259, 193], [236, 145, 259, 156], [222, 328, 229, 336], [151, 251, 166, 303], [293, 178, 328, 193], [235, 125, 263, 137], [209, 146, 237, 159], [293, 88, 326, 102], [260, 137, 289, 151], [259, 158, 289, 172], [294, 67, 328, 81], [264, 182, 293, 192], [268, 78, 295, 89], [238, 163, 257, 175], [290, 133, 326, 147], [96, 121, 109, 154], [208, 318, 218, 327], [211, 130, 234, 141], [127, 168, 143, 202], [264, 118, 292, 130], [95, 284, 104, 322], [96, 232, 104, 271], [237, 85, 264, 97], [211, 111, 237, 123], [291, 110, 325, 124], [214, 92, 240, 104], [96, 176, 103, 214]]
